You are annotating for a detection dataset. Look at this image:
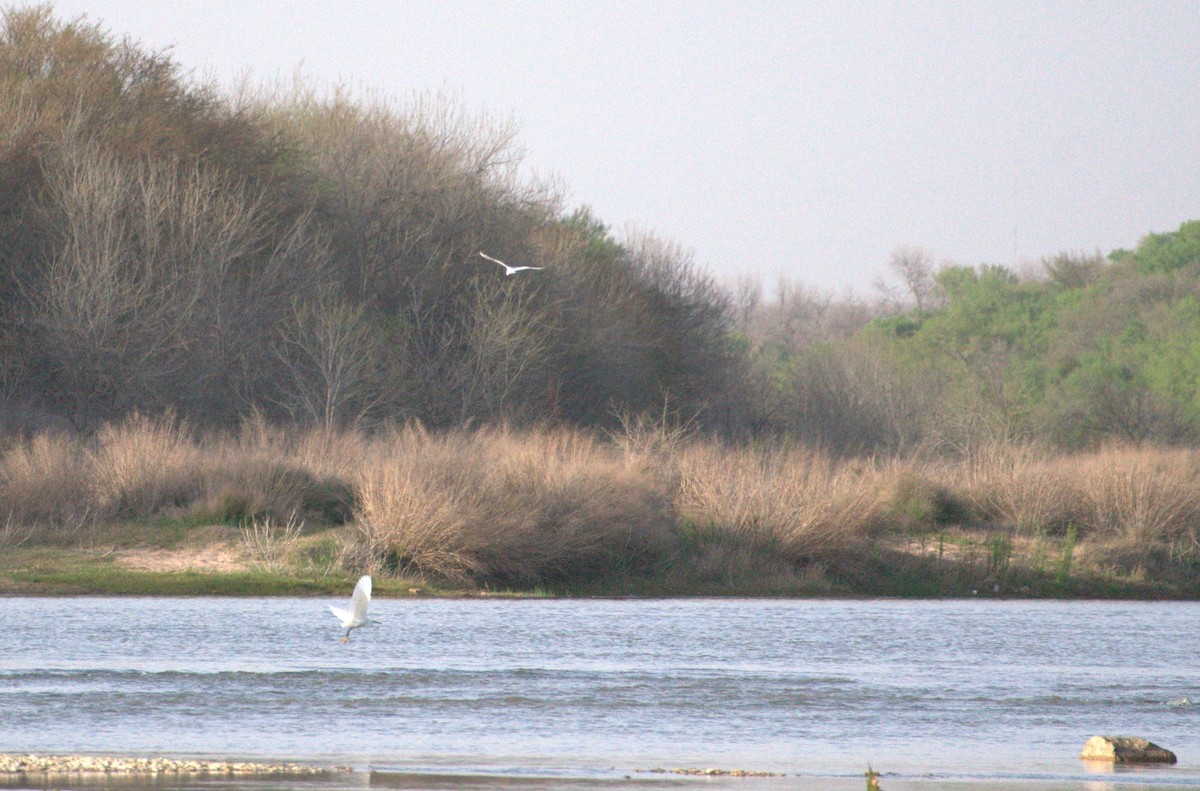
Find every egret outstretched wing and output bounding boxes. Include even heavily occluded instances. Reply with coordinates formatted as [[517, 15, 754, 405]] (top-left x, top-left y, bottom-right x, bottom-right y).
[[479, 251, 543, 275], [330, 574, 374, 642], [349, 574, 372, 622]]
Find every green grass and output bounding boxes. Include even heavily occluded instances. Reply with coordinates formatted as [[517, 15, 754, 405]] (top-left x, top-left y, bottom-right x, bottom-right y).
[[6, 551, 1199, 599], [2, 514, 1199, 599], [0, 544, 435, 597], [2, 567, 335, 596]]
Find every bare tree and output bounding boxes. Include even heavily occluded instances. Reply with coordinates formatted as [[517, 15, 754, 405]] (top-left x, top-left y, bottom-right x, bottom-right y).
[[254, 83, 558, 311], [762, 276, 840, 355], [457, 278, 556, 424], [273, 289, 384, 431], [1042, 249, 1105, 290], [23, 118, 328, 428], [878, 245, 938, 314], [26, 137, 183, 427], [621, 229, 737, 424], [732, 273, 761, 335]]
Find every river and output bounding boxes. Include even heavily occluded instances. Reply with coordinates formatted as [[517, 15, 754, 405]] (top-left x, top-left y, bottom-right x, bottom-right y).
[[0, 597, 1197, 790]]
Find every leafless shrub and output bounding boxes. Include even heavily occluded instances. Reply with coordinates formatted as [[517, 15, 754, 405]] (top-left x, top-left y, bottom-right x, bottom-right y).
[[1073, 445, 1200, 543], [352, 425, 675, 584], [672, 441, 883, 561], [0, 431, 95, 527], [781, 337, 934, 454], [955, 443, 1088, 535], [91, 412, 201, 518], [240, 513, 304, 573], [610, 394, 701, 470], [0, 513, 34, 548]]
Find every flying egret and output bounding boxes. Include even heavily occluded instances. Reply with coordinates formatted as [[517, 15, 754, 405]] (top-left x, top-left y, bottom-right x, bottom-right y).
[[479, 251, 543, 275], [329, 574, 376, 643]]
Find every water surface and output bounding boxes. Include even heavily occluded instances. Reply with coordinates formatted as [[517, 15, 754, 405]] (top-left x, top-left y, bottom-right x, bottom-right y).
[[1, 597, 1197, 789]]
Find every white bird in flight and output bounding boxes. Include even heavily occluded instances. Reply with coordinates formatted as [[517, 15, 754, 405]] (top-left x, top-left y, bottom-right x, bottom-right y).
[[329, 574, 376, 643], [479, 251, 543, 275]]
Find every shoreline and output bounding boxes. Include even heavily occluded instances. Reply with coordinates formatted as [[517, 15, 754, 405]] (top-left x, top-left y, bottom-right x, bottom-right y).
[[2, 532, 1196, 600], [3, 754, 1198, 791]]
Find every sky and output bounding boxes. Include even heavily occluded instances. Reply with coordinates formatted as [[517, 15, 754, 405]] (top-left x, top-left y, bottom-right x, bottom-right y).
[[48, 1, 1200, 295]]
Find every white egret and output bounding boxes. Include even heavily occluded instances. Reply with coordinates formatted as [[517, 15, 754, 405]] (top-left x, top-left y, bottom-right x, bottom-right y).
[[479, 251, 543, 275], [329, 574, 376, 643]]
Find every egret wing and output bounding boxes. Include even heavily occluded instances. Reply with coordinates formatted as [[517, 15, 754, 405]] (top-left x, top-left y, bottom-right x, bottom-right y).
[[478, 251, 505, 266], [350, 574, 372, 621], [328, 604, 351, 626]]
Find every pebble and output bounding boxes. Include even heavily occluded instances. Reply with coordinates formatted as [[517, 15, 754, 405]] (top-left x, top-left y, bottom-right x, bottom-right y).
[[643, 767, 785, 777], [0, 754, 349, 775]]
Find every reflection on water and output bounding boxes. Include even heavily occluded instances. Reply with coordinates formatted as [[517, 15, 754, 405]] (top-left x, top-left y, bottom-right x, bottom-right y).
[[1, 598, 1198, 790]]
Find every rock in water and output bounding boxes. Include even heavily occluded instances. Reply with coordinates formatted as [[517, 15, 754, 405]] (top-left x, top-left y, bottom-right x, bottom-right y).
[[1080, 736, 1177, 764]]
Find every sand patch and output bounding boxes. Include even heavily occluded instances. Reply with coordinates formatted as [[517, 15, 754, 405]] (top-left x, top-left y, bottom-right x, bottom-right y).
[[114, 525, 250, 573]]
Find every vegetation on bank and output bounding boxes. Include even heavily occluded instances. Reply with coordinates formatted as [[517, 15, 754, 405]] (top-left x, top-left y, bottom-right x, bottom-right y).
[[1, 8, 1200, 596], [2, 415, 1197, 597]]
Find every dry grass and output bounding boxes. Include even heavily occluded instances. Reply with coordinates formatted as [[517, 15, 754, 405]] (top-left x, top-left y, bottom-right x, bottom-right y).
[[181, 416, 357, 526], [1072, 445, 1200, 543], [954, 443, 1088, 535], [353, 425, 675, 584], [954, 442, 1200, 545], [0, 432, 95, 527], [353, 429, 479, 580], [0, 413, 355, 531], [92, 413, 202, 518], [1, 418, 1198, 591], [671, 441, 884, 560]]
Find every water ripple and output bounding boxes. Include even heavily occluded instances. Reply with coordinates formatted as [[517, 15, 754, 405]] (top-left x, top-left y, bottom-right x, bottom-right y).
[[1, 597, 1198, 783]]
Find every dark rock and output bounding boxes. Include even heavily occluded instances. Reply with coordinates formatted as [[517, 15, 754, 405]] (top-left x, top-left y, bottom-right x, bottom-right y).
[[1080, 736, 1177, 764]]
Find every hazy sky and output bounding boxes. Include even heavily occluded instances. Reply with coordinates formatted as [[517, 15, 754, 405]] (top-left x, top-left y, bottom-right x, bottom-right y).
[[50, 1, 1200, 294]]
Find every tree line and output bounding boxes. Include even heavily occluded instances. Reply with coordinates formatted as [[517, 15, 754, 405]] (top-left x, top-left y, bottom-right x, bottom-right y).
[[754, 225, 1200, 454], [0, 6, 739, 436], [2, 5, 1200, 456]]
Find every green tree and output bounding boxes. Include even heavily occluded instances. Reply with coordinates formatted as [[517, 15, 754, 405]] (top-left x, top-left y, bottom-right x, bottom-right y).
[[1128, 220, 1200, 274], [874, 264, 1059, 451]]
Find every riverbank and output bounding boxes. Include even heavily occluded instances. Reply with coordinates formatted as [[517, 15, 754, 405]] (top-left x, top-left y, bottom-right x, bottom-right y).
[[3, 756, 1196, 791], [3, 419, 1199, 598], [1, 522, 1196, 598]]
